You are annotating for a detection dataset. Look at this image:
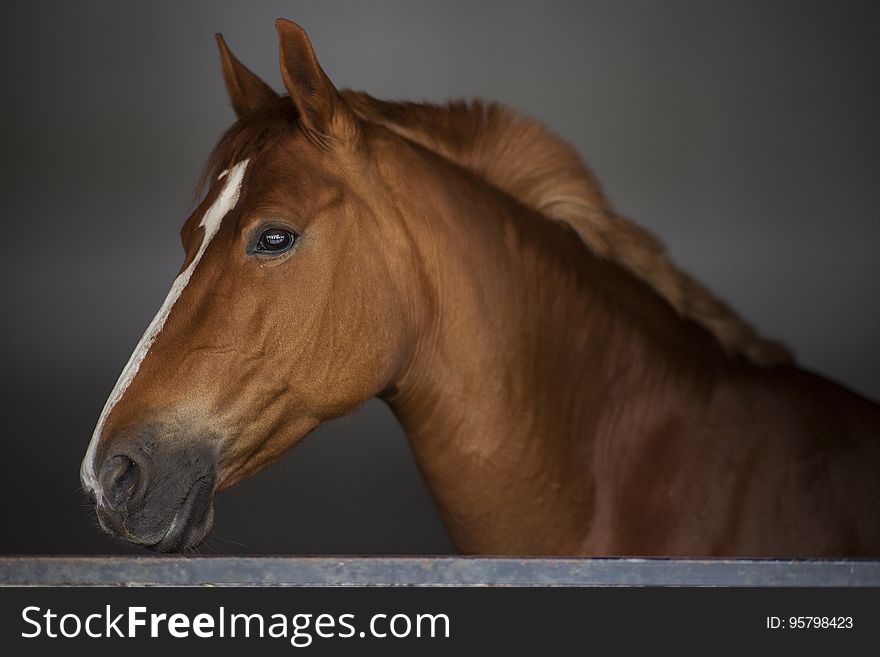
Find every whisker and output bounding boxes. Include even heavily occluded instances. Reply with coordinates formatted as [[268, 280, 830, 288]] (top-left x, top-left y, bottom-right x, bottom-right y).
[[209, 533, 247, 548]]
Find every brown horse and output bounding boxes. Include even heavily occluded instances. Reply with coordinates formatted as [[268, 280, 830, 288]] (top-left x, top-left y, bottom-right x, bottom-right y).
[[81, 19, 880, 556]]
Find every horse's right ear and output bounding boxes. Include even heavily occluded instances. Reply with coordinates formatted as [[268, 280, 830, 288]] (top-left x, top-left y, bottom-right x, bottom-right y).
[[216, 33, 278, 118]]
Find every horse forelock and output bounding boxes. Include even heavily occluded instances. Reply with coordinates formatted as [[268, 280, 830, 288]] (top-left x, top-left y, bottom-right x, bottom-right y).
[[198, 97, 299, 196]]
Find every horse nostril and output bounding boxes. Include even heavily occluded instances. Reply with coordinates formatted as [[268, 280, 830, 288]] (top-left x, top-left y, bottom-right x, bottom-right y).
[[102, 454, 142, 508]]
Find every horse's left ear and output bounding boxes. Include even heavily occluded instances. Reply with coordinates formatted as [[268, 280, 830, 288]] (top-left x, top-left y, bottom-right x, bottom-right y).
[[275, 18, 357, 143]]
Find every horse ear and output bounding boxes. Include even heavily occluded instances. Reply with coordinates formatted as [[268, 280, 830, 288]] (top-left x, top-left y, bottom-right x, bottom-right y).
[[275, 18, 356, 143], [215, 33, 278, 118]]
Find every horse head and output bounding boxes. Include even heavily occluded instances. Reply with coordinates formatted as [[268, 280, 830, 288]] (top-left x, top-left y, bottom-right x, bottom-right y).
[[80, 20, 418, 551]]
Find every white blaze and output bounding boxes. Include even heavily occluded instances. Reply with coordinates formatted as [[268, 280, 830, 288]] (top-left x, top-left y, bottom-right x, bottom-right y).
[[81, 160, 249, 503]]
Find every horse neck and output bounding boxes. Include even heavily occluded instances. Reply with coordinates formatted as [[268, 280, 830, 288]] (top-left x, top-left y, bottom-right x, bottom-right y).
[[375, 134, 732, 554]]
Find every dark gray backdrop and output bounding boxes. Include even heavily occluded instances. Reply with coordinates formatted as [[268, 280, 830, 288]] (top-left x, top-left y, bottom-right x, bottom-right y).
[[1, 0, 877, 554]]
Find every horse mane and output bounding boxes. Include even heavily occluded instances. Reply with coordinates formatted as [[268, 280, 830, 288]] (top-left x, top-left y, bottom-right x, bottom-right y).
[[343, 91, 793, 367]]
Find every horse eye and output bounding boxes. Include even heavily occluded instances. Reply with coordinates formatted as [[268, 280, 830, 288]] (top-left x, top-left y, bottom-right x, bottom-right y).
[[255, 228, 297, 254]]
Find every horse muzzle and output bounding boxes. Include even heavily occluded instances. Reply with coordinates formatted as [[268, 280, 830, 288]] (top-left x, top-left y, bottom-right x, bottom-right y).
[[82, 429, 218, 552]]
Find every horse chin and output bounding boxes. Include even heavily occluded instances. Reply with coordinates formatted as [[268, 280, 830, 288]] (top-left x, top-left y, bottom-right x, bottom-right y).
[[147, 477, 216, 553]]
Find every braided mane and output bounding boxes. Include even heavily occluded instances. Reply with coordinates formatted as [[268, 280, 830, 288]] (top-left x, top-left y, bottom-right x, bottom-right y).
[[344, 91, 792, 367]]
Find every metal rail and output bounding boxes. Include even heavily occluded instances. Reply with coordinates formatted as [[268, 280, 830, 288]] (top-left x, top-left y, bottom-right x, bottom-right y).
[[2, 556, 880, 587]]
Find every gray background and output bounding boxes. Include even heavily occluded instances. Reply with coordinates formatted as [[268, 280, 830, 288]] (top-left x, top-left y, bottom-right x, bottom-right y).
[[1, 0, 877, 554]]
